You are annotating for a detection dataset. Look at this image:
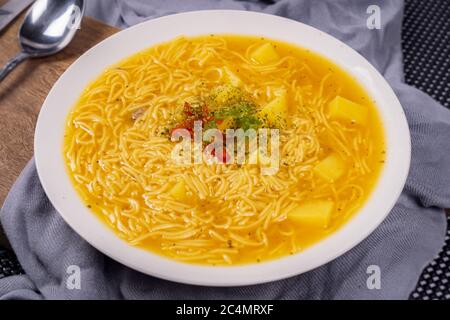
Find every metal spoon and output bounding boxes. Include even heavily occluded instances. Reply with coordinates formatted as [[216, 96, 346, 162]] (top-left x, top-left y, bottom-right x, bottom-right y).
[[0, 0, 85, 82]]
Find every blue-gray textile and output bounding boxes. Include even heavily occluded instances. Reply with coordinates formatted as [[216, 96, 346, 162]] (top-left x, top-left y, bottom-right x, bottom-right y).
[[1, 0, 449, 299]]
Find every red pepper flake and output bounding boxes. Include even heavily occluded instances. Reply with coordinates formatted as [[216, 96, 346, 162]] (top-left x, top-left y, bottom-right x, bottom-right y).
[[183, 101, 193, 116], [171, 101, 232, 163]]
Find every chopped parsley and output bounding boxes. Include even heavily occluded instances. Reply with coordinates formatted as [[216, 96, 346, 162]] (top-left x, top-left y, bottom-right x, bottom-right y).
[[213, 100, 262, 131]]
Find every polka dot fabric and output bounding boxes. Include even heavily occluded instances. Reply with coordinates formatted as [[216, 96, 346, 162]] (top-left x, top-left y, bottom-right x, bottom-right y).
[[0, 250, 24, 280], [0, 0, 449, 299], [403, 0, 450, 300], [410, 216, 450, 300], [402, 0, 450, 109]]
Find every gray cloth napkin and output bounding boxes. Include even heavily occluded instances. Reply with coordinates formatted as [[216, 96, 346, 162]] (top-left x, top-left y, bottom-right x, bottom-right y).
[[1, 0, 450, 300]]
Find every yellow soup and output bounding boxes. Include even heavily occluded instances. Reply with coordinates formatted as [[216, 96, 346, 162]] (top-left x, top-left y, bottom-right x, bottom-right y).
[[64, 35, 385, 265]]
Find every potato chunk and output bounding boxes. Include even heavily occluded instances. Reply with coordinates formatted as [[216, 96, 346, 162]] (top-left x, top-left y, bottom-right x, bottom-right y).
[[328, 96, 368, 125], [259, 91, 288, 126], [314, 154, 346, 182], [251, 43, 280, 64], [288, 200, 334, 228], [168, 181, 188, 202]]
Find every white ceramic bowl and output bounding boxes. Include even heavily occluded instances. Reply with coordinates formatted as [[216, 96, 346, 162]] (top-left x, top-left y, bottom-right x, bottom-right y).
[[35, 10, 411, 286]]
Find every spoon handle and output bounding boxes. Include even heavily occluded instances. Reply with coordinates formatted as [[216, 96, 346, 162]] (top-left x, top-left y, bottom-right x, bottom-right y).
[[0, 52, 30, 83]]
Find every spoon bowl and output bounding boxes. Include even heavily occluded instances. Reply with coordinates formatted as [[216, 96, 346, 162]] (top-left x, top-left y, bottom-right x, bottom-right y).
[[0, 0, 85, 82]]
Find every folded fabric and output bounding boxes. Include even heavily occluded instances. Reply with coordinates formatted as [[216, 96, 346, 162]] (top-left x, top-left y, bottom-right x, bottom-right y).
[[1, 0, 449, 299]]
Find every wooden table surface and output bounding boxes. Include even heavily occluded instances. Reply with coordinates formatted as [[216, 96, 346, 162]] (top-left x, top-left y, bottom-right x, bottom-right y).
[[0, 6, 118, 247]]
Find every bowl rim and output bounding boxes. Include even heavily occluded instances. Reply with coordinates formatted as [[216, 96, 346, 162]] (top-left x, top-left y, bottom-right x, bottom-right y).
[[34, 10, 411, 286]]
